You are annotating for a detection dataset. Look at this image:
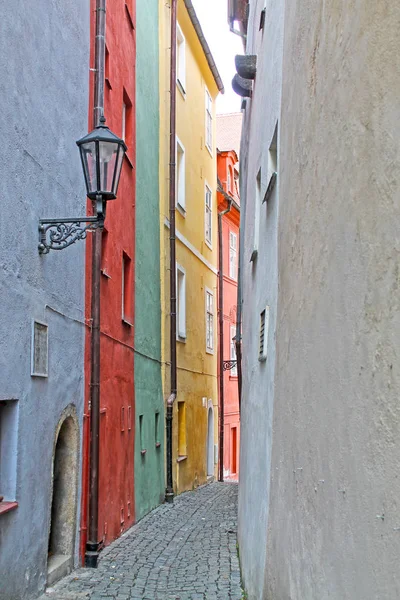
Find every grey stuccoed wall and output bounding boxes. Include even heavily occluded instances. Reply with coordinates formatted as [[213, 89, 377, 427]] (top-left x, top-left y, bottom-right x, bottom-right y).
[[0, 1, 89, 598], [237, 0, 285, 598], [239, 0, 400, 598], [264, 1, 400, 598]]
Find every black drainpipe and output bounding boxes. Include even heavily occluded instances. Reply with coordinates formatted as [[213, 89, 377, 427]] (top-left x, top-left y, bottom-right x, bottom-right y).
[[85, 0, 105, 569], [165, 0, 178, 504]]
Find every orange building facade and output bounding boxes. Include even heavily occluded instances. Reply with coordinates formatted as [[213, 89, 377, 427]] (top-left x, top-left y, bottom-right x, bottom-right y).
[[217, 146, 241, 481]]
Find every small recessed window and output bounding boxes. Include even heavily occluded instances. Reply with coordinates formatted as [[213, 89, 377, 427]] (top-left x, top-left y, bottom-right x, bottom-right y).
[[176, 137, 186, 211], [125, 0, 134, 28], [105, 46, 112, 89], [206, 289, 214, 354], [31, 320, 48, 377], [259, 306, 270, 361], [155, 412, 161, 448], [229, 231, 238, 280], [176, 265, 186, 340], [139, 414, 146, 455], [178, 401, 187, 457], [0, 399, 19, 505], [122, 252, 133, 325], [122, 89, 133, 156], [205, 88, 213, 153], [205, 185, 212, 246], [177, 23, 186, 93], [230, 325, 238, 376]]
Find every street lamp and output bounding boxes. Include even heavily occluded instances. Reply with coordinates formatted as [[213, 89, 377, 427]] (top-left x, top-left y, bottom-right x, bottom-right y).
[[38, 116, 126, 254]]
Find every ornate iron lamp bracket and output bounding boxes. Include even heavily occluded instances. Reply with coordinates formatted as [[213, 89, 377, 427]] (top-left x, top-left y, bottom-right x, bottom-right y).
[[38, 216, 104, 254], [223, 360, 237, 371], [38, 196, 105, 255]]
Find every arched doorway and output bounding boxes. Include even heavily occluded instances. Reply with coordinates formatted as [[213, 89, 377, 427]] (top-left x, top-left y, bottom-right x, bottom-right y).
[[47, 414, 79, 586], [207, 405, 214, 477]]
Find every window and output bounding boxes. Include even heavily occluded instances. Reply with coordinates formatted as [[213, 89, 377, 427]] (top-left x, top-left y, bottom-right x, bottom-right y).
[[227, 167, 232, 192], [176, 137, 186, 211], [155, 412, 161, 448], [177, 24, 186, 92], [101, 227, 109, 277], [122, 89, 133, 155], [122, 103, 126, 141], [264, 124, 278, 206], [231, 427, 238, 474], [206, 289, 214, 353], [105, 46, 111, 89], [229, 231, 238, 280], [122, 252, 133, 325], [125, 0, 134, 28], [205, 88, 213, 153], [178, 401, 187, 457], [251, 169, 262, 261], [230, 325, 237, 376], [31, 320, 48, 377], [139, 415, 146, 455], [0, 399, 19, 509], [259, 306, 270, 361], [205, 185, 212, 246], [176, 265, 186, 339]]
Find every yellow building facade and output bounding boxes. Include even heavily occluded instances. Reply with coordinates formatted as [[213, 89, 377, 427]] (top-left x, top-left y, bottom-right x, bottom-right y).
[[159, 0, 223, 494]]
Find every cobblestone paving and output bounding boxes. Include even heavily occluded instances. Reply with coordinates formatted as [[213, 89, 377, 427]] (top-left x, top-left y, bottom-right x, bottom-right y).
[[40, 483, 242, 600]]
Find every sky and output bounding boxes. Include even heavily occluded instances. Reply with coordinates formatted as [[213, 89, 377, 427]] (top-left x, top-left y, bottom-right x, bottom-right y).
[[191, 0, 243, 114]]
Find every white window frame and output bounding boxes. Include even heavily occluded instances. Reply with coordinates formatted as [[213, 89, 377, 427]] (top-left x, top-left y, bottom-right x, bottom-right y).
[[176, 23, 186, 93], [176, 137, 186, 212], [176, 264, 186, 340], [229, 230, 238, 280], [205, 184, 212, 248], [205, 288, 214, 354], [230, 325, 238, 376], [205, 88, 213, 154]]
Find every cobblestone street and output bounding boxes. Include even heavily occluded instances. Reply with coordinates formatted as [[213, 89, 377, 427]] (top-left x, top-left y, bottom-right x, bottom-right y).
[[40, 483, 242, 600]]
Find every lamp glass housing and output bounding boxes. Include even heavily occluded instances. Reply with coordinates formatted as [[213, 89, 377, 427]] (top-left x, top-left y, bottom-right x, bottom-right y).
[[77, 118, 127, 201]]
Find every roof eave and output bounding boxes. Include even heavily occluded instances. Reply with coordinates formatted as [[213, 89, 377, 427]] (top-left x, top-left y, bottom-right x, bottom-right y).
[[183, 0, 225, 94]]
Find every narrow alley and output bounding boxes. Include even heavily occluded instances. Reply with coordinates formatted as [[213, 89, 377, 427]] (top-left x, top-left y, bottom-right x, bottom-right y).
[[39, 484, 242, 600]]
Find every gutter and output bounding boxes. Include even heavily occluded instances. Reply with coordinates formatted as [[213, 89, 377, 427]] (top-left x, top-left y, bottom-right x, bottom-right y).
[[165, 0, 178, 504], [183, 0, 225, 93], [85, 0, 105, 569]]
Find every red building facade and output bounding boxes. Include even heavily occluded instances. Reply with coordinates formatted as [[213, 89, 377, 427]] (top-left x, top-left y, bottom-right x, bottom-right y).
[[81, 0, 136, 559], [217, 148, 241, 481]]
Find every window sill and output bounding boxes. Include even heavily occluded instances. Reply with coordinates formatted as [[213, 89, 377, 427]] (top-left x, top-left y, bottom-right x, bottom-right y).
[[176, 203, 186, 217], [122, 318, 133, 328], [229, 375, 238, 381], [177, 455, 187, 463], [177, 80, 186, 99], [0, 501, 18, 516], [206, 348, 214, 355], [177, 335, 186, 344], [101, 269, 111, 279], [105, 78, 112, 90], [205, 239, 212, 251], [156, 442, 161, 449], [206, 144, 213, 158], [141, 449, 147, 456]]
